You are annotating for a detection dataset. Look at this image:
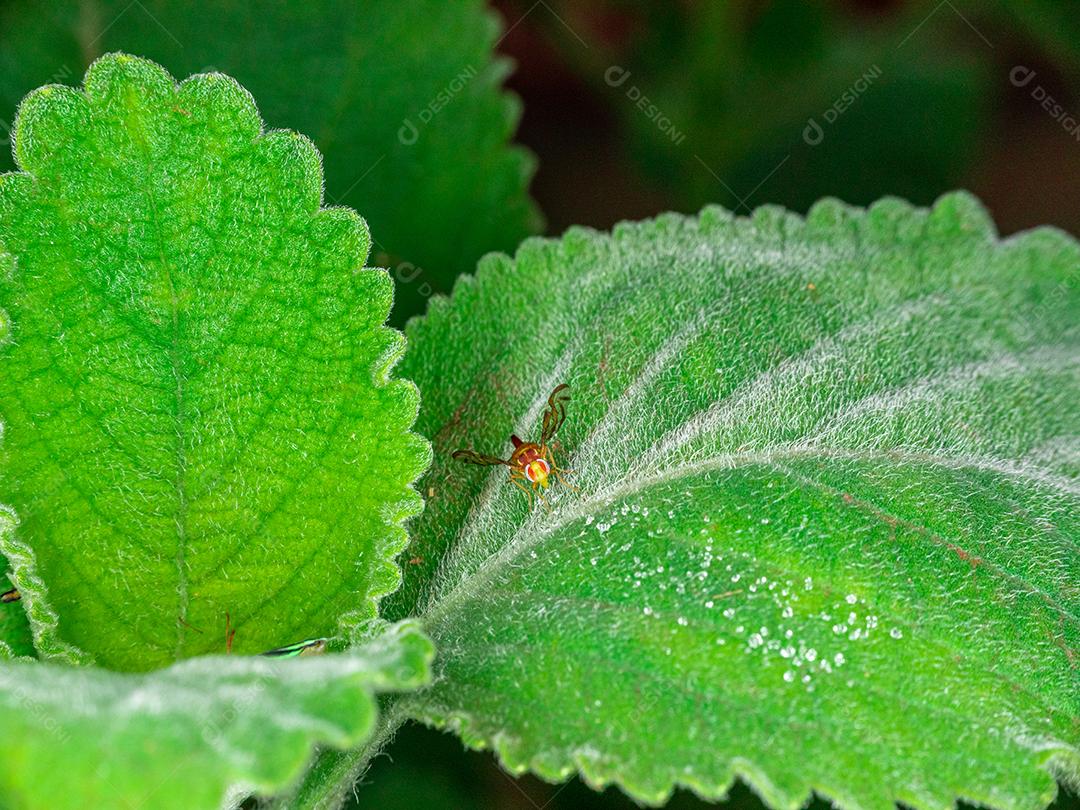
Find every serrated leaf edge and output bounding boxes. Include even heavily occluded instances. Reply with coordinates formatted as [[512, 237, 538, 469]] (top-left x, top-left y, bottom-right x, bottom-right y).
[[395, 190, 1079, 810], [0, 52, 433, 664], [0, 507, 86, 664]]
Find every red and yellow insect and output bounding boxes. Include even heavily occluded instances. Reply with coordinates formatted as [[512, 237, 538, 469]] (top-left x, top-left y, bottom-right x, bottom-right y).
[[453, 383, 576, 507]]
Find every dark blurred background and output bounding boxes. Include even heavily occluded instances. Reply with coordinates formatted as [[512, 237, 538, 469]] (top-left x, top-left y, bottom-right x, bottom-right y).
[[497, 0, 1080, 241]]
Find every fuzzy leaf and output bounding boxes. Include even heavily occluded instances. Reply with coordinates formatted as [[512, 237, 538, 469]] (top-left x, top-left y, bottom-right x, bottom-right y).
[[0, 619, 432, 810], [0, 0, 539, 301], [381, 193, 1080, 809], [0, 521, 33, 659], [0, 54, 429, 671]]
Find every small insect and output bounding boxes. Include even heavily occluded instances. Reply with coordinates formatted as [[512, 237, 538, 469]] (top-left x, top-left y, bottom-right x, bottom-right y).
[[1, 587, 20, 603], [221, 612, 327, 658], [453, 383, 577, 508], [260, 638, 329, 658]]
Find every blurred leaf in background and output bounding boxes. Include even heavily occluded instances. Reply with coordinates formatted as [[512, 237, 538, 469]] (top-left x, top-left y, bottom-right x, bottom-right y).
[[987, 0, 1080, 79], [498, 0, 1080, 238], [0, 0, 541, 320], [594, 0, 990, 214]]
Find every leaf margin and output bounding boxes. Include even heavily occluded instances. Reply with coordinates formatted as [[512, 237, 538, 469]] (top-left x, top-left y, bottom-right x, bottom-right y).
[[0, 52, 434, 666]]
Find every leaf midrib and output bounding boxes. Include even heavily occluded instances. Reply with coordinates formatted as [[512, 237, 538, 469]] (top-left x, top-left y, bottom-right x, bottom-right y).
[[124, 94, 191, 658], [422, 444, 1080, 627]]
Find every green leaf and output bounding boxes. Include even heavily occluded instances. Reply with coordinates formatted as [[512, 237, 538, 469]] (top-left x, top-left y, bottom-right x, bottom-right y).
[[0, 0, 540, 304], [0, 54, 429, 671], [585, 1, 990, 216], [985, 0, 1080, 81], [0, 512, 34, 659], [0, 619, 433, 810], [381, 193, 1079, 809]]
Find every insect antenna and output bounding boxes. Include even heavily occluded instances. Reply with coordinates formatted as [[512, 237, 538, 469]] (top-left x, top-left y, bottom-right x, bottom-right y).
[[541, 383, 570, 445]]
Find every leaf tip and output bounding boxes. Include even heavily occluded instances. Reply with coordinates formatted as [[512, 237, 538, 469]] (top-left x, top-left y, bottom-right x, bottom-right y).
[[928, 190, 998, 239]]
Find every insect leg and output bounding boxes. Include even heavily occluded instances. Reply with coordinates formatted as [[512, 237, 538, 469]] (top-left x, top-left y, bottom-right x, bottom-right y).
[[509, 470, 533, 508], [544, 443, 574, 474], [553, 468, 579, 491], [543, 445, 579, 492], [553, 469, 579, 491], [540, 384, 570, 444]]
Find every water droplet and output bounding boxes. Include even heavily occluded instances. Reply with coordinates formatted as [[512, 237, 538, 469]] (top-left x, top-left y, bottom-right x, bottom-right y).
[[834, 653, 845, 666], [890, 627, 903, 639], [783, 670, 795, 682]]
